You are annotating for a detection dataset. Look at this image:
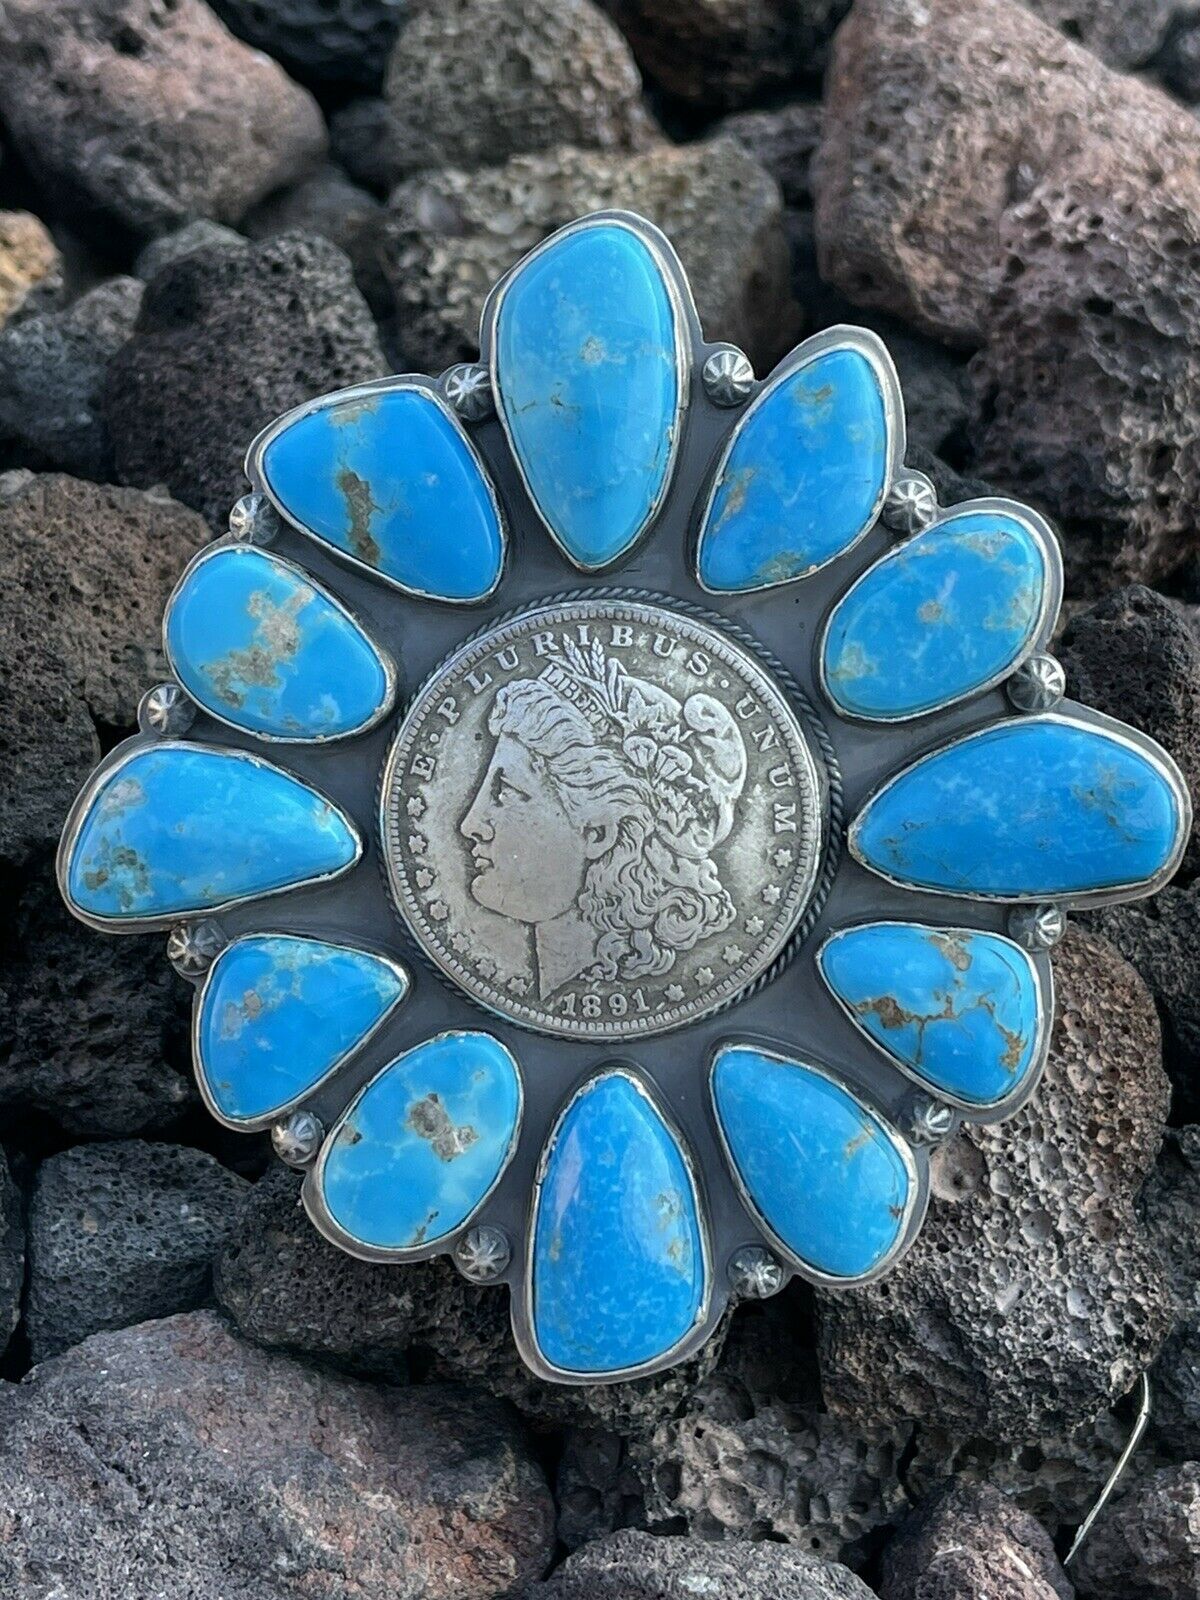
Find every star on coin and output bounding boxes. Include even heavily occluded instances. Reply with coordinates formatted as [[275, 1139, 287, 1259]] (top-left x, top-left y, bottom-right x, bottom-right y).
[[722, 944, 744, 966], [665, 983, 685, 1003], [744, 915, 765, 936], [477, 956, 496, 978], [429, 900, 449, 920], [450, 931, 471, 954], [762, 885, 781, 905], [772, 848, 791, 869], [409, 833, 428, 855], [695, 967, 715, 987], [415, 868, 434, 889], [406, 795, 426, 818], [507, 974, 530, 995]]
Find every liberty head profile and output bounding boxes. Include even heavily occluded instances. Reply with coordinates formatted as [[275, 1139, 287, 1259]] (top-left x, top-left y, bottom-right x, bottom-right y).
[[459, 637, 749, 1001]]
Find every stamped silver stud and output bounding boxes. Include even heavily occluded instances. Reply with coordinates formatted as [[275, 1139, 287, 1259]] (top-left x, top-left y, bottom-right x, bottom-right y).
[[728, 1244, 785, 1299], [882, 471, 937, 535], [166, 919, 227, 979], [1007, 652, 1066, 713], [272, 1110, 325, 1169], [702, 345, 755, 407], [454, 1224, 511, 1282], [138, 681, 195, 737], [1008, 902, 1066, 951], [228, 491, 280, 546], [442, 363, 495, 422], [907, 1095, 955, 1146]]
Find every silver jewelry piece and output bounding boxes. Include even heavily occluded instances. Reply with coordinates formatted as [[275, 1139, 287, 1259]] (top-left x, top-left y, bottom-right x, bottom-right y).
[[138, 681, 195, 737], [1007, 652, 1066, 713], [454, 1225, 512, 1282], [1008, 903, 1066, 951], [272, 1110, 325, 1169], [882, 470, 937, 535], [728, 1245, 785, 1299], [166, 919, 227, 979], [702, 345, 755, 407], [228, 491, 280, 545], [906, 1095, 955, 1146], [442, 362, 495, 422]]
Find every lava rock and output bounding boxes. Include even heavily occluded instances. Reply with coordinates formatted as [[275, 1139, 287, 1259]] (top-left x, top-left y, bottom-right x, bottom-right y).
[[0, 1150, 25, 1358], [0, 473, 209, 866], [716, 100, 822, 210], [26, 1140, 249, 1360], [0, 0, 325, 245], [970, 159, 1200, 593], [1140, 1127, 1200, 1459], [377, 137, 797, 375], [134, 219, 245, 281], [0, 1311, 555, 1598], [215, 1165, 726, 1430], [242, 164, 384, 307], [880, 1482, 1073, 1600], [556, 1429, 648, 1551], [366, 0, 655, 190], [0, 863, 194, 1136], [209, 0, 404, 87], [106, 232, 387, 528], [1155, 13, 1200, 103], [522, 1529, 875, 1600], [0, 212, 62, 329], [1073, 1462, 1200, 1599], [1024, 0, 1173, 67], [599, 0, 843, 113], [329, 98, 401, 194], [813, 0, 1199, 346], [1059, 590, 1200, 842], [0, 277, 142, 478], [816, 924, 1173, 1441]]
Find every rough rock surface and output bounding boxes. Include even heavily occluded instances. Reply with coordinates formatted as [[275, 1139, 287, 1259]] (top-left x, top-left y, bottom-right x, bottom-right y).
[[0, 1311, 555, 1598], [209, 0, 404, 86], [215, 1165, 726, 1430], [816, 924, 1173, 1441], [814, 0, 1200, 346], [0, 864, 194, 1136], [0, 212, 62, 329], [1140, 1127, 1200, 1460], [106, 232, 387, 527], [1156, 13, 1200, 102], [1059, 589, 1200, 840], [0, 0, 326, 243], [880, 1482, 1073, 1600], [370, 0, 655, 189], [135, 219, 245, 280], [0, 1150, 25, 1358], [524, 1529, 875, 1599], [377, 137, 797, 375], [0, 277, 142, 478], [1025, 0, 1173, 67], [0, 474, 209, 865], [599, 0, 842, 112], [717, 100, 822, 210], [1073, 1462, 1200, 1599], [26, 1140, 249, 1360], [242, 165, 383, 301]]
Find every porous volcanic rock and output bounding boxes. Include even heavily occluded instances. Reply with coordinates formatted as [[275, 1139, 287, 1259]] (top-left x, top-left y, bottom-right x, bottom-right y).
[[1025, 0, 1173, 67], [816, 924, 1173, 1441], [242, 164, 383, 301], [0, 0, 326, 243], [0, 212, 62, 329], [880, 1482, 1073, 1600], [813, 0, 1199, 346], [26, 1140, 249, 1360], [0, 1150, 25, 1358], [523, 1529, 876, 1600], [209, 0, 404, 87], [1073, 1462, 1200, 1599], [1141, 1127, 1200, 1460], [0, 1311, 555, 1598], [135, 219, 245, 280], [106, 232, 387, 527], [377, 137, 797, 374], [717, 100, 822, 209]]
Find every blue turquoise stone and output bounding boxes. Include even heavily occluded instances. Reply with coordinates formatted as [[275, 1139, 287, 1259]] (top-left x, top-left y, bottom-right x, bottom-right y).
[[823, 510, 1048, 719], [697, 347, 889, 592], [165, 547, 392, 740], [196, 936, 407, 1125], [819, 923, 1042, 1106], [531, 1072, 706, 1375], [64, 745, 359, 922], [317, 1032, 522, 1251], [259, 387, 504, 601], [852, 718, 1185, 898], [494, 223, 681, 569], [711, 1046, 912, 1279]]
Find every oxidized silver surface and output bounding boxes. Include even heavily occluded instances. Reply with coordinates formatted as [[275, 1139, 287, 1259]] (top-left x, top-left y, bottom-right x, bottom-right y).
[[381, 596, 825, 1039]]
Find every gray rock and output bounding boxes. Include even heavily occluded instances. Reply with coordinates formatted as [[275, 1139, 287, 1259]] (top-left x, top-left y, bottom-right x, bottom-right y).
[[880, 1482, 1073, 1600], [329, 97, 401, 194], [0, 276, 142, 477], [717, 100, 822, 210], [814, 0, 1199, 346], [1073, 1462, 1200, 1599], [215, 1165, 726, 1430], [369, 0, 655, 189], [599, 0, 844, 113], [0, 1310, 555, 1598], [0, 474, 209, 866], [556, 1429, 647, 1551], [135, 219, 245, 280], [209, 0, 404, 87], [0, 212, 62, 329], [0, 1150, 25, 1358], [0, 863, 195, 1136], [522, 1529, 876, 1599], [1025, 0, 1173, 67], [816, 924, 1173, 1442], [106, 232, 387, 527], [0, 0, 326, 243], [1141, 1127, 1200, 1459], [1156, 14, 1200, 103], [26, 1140, 249, 1360], [242, 163, 385, 307], [377, 137, 798, 375]]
